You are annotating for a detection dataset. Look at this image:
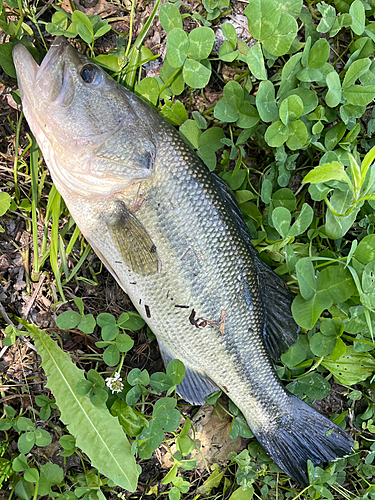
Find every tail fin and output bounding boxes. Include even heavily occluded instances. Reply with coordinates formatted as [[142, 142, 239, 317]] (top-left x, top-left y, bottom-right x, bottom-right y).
[[254, 396, 354, 486]]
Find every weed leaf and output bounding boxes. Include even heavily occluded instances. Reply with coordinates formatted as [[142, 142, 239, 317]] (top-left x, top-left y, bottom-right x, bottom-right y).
[[27, 324, 138, 491]]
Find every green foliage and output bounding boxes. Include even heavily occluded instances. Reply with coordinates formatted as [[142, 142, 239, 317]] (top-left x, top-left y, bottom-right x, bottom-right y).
[[0, 191, 11, 232], [25, 323, 139, 492], [303, 147, 375, 239], [46, 10, 111, 52], [35, 395, 57, 420], [4, 0, 375, 497]]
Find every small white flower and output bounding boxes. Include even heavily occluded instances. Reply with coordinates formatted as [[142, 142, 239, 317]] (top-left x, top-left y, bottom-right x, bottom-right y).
[[105, 373, 124, 393]]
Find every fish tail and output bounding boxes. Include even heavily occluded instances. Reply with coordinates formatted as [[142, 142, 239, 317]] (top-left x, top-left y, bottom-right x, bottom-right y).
[[253, 396, 354, 486]]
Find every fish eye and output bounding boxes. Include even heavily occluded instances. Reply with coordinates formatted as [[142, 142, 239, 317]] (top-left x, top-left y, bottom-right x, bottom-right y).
[[80, 64, 102, 85]]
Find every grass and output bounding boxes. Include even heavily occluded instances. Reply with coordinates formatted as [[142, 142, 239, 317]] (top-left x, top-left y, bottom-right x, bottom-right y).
[[1, 0, 375, 498]]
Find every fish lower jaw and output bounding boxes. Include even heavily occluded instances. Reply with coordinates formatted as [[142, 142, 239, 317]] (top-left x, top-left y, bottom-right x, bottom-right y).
[[33, 131, 132, 201], [51, 162, 135, 201]]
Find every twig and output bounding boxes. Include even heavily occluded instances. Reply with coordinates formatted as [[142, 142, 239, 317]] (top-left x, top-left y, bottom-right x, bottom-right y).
[[23, 273, 46, 320]]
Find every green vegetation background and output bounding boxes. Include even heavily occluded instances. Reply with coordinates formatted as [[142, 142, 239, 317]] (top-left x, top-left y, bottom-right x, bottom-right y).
[[1, 0, 375, 498]]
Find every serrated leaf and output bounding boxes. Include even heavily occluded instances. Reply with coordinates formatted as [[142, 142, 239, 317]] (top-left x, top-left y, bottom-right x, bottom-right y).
[[26, 325, 138, 491]]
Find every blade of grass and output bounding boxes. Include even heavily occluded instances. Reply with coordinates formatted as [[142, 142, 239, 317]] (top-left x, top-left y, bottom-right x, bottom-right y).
[[50, 191, 65, 301], [62, 243, 92, 286], [30, 134, 41, 281], [13, 110, 24, 202], [123, 0, 160, 88]]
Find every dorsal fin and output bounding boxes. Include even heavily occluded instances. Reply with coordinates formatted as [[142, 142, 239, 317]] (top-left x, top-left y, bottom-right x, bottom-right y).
[[213, 174, 300, 360]]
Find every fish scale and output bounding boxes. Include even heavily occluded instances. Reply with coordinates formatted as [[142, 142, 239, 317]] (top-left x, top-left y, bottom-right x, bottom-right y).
[[13, 38, 354, 486]]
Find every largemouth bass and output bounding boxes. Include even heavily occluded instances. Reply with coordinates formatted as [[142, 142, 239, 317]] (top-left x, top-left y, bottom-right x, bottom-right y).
[[13, 38, 353, 486]]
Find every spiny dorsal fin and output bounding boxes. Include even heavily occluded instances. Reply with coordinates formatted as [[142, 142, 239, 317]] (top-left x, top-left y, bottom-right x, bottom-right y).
[[107, 200, 159, 276]]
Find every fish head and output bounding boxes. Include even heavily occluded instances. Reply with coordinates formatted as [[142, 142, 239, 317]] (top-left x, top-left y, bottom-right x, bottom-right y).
[[13, 38, 157, 199]]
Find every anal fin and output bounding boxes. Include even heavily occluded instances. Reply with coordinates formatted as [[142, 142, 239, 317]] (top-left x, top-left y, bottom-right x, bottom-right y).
[[158, 341, 219, 405]]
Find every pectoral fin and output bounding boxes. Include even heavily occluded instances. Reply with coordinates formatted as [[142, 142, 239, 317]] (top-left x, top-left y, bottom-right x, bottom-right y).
[[107, 200, 159, 276]]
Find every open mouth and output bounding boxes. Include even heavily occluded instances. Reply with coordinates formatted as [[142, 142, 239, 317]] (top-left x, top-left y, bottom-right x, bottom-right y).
[[35, 37, 68, 83], [12, 37, 68, 92]]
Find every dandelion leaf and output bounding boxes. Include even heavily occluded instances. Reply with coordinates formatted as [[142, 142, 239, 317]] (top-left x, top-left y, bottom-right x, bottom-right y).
[[27, 324, 139, 491]]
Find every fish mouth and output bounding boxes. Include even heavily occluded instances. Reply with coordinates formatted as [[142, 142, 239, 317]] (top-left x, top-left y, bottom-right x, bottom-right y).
[[13, 38, 70, 103], [35, 37, 69, 82]]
